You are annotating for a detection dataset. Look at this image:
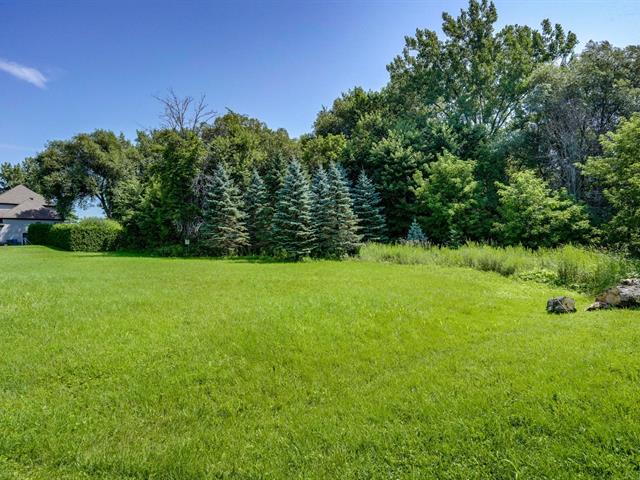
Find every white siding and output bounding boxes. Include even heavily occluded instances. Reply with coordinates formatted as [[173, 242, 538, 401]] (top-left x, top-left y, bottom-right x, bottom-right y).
[[0, 220, 57, 244]]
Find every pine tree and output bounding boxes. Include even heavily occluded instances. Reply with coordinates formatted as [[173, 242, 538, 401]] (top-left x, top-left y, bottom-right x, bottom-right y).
[[407, 217, 427, 243], [352, 170, 387, 242], [326, 162, 361, 257], [200, 163, 249, 255], [310, 166, 333, 257], [271, 160, 314, 260], [245, 169, 271, 253]]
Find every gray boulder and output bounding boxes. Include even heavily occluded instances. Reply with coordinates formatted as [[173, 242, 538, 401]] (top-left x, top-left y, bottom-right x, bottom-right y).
[[547, 296, 576, 314], [595, 278, 640, 308], [586, 301, 612, 311]]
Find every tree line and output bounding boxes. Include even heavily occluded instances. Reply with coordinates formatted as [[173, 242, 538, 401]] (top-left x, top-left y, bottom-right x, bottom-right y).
[[198, 160, 384, 259], [2, 0, 640, 256]]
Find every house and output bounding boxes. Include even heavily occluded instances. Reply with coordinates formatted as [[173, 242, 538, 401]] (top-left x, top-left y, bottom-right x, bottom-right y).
[[0, 185, 62, 245]]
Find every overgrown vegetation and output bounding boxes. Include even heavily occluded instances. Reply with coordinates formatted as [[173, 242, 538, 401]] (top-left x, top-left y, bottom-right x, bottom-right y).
[[359, 243, 638, 295]]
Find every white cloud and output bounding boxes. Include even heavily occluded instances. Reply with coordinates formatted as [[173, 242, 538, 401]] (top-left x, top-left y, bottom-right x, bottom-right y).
[[0, 59, 47, 88]]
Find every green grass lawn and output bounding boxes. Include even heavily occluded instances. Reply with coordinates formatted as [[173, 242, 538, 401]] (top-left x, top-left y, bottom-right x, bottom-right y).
[[1, 247, 639, 479]]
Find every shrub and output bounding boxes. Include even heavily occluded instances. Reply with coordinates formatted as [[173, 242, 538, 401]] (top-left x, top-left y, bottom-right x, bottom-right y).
[[516, 268, 558, 285], [48, 218, 123, 252], [494, 170, 592, 249], [27, 223, 53, 245], [406, 218, 427, 244]]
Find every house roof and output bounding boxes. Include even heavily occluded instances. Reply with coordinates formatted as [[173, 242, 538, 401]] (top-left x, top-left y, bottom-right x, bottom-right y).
[[0, 185, 48, 206], [0, 185, 61, 221], [1, 199, 62, 220]]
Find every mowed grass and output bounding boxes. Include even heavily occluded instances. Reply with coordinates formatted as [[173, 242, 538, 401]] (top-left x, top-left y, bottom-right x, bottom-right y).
[[1, 247, 639, 479]]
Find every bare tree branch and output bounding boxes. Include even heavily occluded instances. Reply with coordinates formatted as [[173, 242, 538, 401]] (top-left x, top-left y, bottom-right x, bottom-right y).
[[154, 89, 216, 134]]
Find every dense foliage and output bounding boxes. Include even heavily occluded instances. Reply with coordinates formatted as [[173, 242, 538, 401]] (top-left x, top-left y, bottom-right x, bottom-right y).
[[26, 223, 53, 245], [200, 164, 249, 256], [412, 151, 480, 245], [352, 170, 386, 243], [4, 0, 640, 257], [583, 114, 640, 255], [494, 170, 592, 248], [29, 218, 123, 252], [271, 160, 315, 260]]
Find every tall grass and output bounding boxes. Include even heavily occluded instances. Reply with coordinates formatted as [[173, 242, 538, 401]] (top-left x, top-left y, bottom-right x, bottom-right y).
[[359, 242, 638, 295]]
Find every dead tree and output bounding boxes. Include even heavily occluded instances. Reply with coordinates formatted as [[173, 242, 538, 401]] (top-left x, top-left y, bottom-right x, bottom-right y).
[[154, 89, 216, 134]]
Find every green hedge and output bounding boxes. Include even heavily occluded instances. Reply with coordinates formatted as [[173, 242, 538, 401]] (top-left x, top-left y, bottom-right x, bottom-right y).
[[31, 218, 123, 252], [27, 223, 53, 245]]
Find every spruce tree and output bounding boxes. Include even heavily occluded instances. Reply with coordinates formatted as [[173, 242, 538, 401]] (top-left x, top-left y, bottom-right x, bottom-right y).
[[271, 160, 314, 260], [200, 163, 249, 255], [407, 217, 427, 243], [310, 166, 333, 257], [326, 162, 361, 257], [352, 170, 387, 242], [245, 169, 271, 253]]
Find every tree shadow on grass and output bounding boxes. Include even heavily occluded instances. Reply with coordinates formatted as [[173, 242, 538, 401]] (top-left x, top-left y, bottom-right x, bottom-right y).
[[69, 249, 299, 264]]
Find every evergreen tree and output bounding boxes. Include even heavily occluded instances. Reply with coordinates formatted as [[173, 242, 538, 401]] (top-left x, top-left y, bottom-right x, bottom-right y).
[[310, 166, 333, 257], [407, 218, 427, 243], [326, 162, 361, 257], [200, 163, 249, 255], [271, 160, 315, 260], [245, 169, 271, 253], [352, 169, 387, 242]]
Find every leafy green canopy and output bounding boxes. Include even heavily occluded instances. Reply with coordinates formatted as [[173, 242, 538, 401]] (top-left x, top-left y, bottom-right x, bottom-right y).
[[494, 170, 591, 249], [583, 114, 640, 255], [133, 130, 206, 245], [387, 0, 576, 136], [310, 0, 581, 238], [0, 162, 30, 192], [519, 41, 640, 213], [412, 151, 480, 245], [22, 130, 142, 220]]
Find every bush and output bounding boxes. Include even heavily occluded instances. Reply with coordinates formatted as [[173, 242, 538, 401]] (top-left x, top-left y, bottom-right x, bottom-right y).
[[494, 170, 592, 249], [48, 218, 123, 252], [27, 223, 53, 245]]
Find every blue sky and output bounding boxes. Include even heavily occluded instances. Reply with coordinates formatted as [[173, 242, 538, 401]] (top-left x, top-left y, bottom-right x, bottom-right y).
[[1, 0, 638, 168]]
